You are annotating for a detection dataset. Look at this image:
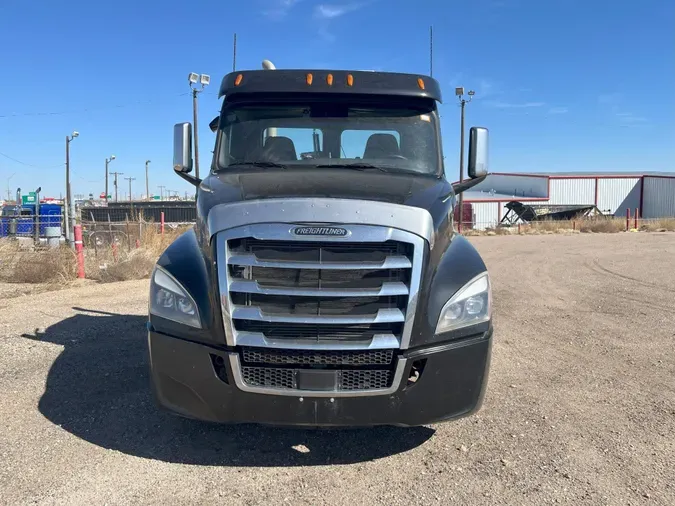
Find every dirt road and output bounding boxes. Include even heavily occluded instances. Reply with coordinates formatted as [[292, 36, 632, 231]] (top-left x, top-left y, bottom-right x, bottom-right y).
[[1, 233, 673, 505]]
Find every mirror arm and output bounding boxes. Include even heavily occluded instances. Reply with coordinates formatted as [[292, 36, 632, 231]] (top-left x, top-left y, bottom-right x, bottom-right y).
[[452, 174, 488, 195], [175, 170, 201, 187]]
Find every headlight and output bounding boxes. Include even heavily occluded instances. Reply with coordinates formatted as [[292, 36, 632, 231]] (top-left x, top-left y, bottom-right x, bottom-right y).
[[436, 272, 491, 334], [149, 265, 201, 328]]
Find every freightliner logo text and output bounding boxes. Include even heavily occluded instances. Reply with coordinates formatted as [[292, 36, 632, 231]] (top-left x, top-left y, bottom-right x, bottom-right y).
[[293, 226, 348, 236]]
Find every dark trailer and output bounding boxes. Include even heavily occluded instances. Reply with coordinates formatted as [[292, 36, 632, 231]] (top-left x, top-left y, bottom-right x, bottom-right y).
[[147, 60, 494, 428], [500, 200, 604, 226]]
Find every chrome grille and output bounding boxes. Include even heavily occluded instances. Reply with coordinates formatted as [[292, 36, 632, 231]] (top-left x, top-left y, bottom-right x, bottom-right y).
[[216, 222, 426, 397], [225, 236, 416, 348]]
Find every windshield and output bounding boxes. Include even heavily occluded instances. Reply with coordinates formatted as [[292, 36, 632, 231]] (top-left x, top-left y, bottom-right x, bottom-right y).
[[215, 99, 441, 175]]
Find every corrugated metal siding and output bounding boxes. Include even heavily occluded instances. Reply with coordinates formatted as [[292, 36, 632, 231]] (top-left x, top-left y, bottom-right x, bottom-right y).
[[547, 178, 595, 205], [471, 174, 548, 198], [642, 177, 675, 218], [597, 178, 640, 216], [471, 202, 499, 230]]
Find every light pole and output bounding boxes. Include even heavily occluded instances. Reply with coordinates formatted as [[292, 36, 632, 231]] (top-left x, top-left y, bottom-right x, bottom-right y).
[[188, 72, 210, 179], [158, 185, 165, 201], [145, 160, 151, 200], [65, 131, 79, 245], [455, 87, 475, 232], [105, 155, 116, 203]]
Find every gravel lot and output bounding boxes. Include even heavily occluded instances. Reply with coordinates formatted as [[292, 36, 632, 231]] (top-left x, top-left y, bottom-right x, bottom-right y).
[[1, 233, 673, 505]]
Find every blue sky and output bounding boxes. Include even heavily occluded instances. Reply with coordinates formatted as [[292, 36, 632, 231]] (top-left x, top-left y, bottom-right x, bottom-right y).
[[0, 0, 673, 199]]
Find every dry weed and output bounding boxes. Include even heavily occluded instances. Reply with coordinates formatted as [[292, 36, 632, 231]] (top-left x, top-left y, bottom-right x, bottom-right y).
[[640, 218, 675, 232], [0, 239, 77, 283]]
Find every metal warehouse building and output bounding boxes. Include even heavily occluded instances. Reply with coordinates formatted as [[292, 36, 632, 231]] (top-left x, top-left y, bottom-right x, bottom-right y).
[[463, 171, 675, 229]]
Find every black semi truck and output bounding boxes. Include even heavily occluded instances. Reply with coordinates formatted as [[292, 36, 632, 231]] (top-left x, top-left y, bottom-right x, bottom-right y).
[[147, 62, 493, 427]]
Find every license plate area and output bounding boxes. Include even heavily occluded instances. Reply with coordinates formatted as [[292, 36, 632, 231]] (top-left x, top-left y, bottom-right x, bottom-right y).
[[296, 370, 338, 391]]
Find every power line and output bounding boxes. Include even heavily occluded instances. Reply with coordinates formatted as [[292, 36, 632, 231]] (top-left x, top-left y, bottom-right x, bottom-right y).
[[0, 151, 63, 169], [0, 92, 194, 119]]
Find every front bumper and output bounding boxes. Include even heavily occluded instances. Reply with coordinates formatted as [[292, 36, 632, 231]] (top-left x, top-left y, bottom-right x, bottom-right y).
[[148, 329, 492, 427]]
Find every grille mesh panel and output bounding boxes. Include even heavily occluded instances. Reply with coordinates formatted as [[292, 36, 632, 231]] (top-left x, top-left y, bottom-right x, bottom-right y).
[[241, 366, 296, 389], [241, 347, 394, 366], [340, 370, 392, 390], [240, 366, 395, 391]]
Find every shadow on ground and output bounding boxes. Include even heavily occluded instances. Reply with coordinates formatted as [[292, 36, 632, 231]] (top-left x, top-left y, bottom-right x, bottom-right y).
[[22, 307, 434, 466]]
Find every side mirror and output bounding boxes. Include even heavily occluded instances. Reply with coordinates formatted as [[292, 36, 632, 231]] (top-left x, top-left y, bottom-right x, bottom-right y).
[[467, 126, 489, 178], [173, 123, 193, 173]]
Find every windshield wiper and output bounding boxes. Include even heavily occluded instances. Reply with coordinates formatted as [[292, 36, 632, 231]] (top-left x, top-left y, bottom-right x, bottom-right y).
[[223, 161, 287, 170], [314, 163, 389, 173]]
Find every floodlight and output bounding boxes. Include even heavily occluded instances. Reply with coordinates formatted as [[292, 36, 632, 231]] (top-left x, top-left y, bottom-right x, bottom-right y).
[[72, 131, 79, 138], [200, 74, 210, 86], [188, 72, 199, 84], [468, 90, 475, 96], [455, 87, 464, 96], [110, 155, 116, 160]]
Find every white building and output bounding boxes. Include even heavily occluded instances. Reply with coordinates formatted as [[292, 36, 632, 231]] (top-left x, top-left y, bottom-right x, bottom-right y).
[[463, 171, 675, 229]]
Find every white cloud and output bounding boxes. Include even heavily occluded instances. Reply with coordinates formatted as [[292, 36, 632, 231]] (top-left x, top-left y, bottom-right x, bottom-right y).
[[314, 2, 363, 19], [548, 107, 569, 114], [263, 0, 302, 20], [615, 112, 647, 126], [598, 92, 648, 126], [486, 101, 545, 109]]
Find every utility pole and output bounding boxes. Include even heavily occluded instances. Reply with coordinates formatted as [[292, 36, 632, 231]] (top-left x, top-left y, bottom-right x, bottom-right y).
[[65, 131, 79, 245], [145, 160, 151, 200], [455, 88, 475, 232], [6, 173, 15, 202], [188, 72, 211, 179], [105, 155, 116, 202], [158, 185, 166, 200], [111, 171, 123, 202], [125, 177, 136, 202]]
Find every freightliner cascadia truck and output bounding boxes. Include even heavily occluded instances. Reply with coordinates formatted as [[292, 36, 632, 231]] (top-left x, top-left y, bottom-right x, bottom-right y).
[[147, 61, 493, 427]]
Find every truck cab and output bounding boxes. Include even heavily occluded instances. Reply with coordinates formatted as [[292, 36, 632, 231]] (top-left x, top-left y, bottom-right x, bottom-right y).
[[147, 64, 493, 427]]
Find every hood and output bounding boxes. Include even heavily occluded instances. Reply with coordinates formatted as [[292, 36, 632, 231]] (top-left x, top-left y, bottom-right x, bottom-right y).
[[199, 168, 450, 208], [195, 169, 455, 240]]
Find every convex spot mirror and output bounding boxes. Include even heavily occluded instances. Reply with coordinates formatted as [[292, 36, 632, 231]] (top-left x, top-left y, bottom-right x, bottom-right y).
[[468, 126, 489, 178]]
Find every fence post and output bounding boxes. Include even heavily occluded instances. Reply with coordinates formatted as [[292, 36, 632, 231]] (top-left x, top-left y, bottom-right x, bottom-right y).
[[518, 223, 521, 235], [626, 208, 630, 231], [135, 239, 140, 249], [74, 225, 85, 279], [573, 220, 576, 231], [112, 242, 118, 262], [126, 220, 131, 252], [634, 208, 639, 230], [160, 212, 165, 236]]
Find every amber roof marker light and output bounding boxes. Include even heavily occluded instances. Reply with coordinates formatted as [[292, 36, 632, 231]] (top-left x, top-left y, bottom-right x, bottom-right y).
[[326, 74, 334, 86], [417, 78, 425, 90], [346, 74, 354, 86], [306, 73, 314, 85], [234, 74, 243, 86]]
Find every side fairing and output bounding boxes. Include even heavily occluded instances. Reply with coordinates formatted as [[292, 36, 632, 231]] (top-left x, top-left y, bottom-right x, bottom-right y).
[[151, 228, 226, 345], [409, 233, 489, 348]]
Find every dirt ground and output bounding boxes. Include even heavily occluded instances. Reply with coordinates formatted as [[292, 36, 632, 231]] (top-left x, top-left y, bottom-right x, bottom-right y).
[[0, 233, 673, 505]]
